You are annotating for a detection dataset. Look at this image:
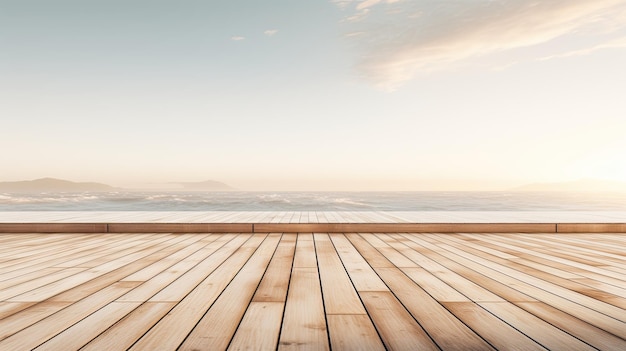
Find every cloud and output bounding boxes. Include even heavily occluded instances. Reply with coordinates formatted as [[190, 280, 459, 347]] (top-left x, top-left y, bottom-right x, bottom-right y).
[[330, 0, 355, 10], [332, 0, 398, 10], [335, 0, 626, 89], [231, 36, 245, 41], [537, 36, 626, 61], [344, 9, 370, 22], [264, 29, 279, 36], [356, 0, 382, 11], [345, 31, 366, 38]]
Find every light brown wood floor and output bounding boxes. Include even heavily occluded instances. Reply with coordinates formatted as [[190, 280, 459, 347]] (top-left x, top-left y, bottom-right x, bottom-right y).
[[3, 211, 626, 223], [1, 232, 625, 350]]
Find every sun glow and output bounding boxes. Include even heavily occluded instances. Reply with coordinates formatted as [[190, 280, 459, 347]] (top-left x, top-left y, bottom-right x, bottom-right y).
[[567, 140, 626, 183]]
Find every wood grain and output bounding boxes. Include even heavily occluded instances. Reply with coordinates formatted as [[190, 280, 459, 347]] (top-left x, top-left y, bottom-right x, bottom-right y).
[[1, 232, 624, 350]]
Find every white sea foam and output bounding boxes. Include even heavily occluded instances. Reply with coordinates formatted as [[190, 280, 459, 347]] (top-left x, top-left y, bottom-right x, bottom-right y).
[[1, 191, 625, 211], [332, 198, 371, 207]]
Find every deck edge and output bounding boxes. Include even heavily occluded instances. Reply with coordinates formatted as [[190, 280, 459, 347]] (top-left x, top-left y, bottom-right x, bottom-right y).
[[1, 222, 625, 233], [556, 223, 626, 233]]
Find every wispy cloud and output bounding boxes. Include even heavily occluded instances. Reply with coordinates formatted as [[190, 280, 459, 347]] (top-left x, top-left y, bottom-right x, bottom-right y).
[[356, 0, 382, 11], [231, 36, 245, 41], [343, 9, 370, 23], [264, 29, 279, 36], [335, 0, 626, 89], [330, 0, 355, 10], [345, 31, 366, 38], [538, 36, 626, 61]]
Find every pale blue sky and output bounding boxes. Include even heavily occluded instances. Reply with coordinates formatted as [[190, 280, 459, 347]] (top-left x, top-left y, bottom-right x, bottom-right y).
[[2, 0, 626, 190]]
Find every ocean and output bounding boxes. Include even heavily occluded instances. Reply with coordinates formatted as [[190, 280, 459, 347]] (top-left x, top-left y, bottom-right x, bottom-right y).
[[1, 191, 626, 211]]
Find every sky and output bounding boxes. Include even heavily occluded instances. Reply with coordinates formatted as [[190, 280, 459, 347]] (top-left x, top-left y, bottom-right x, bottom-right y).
[[2, 0, 626, 190]]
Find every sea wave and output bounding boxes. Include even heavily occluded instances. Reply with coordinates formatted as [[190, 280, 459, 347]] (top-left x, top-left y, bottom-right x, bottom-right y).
[[331, 198, 372, 207], [1, 191, 626, 211], [0, 193, 100, 204], [256, 194, 292, 204]]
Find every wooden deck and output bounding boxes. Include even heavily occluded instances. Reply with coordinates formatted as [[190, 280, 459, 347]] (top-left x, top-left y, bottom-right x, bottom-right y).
[[3, 211, 626, 223], [1, 232, 625, 350], [2, 211, 626, 233]]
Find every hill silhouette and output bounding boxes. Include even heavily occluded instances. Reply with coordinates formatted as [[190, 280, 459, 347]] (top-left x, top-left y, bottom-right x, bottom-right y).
[[0, 178, 117, 192], [512, 178, 626, 192]]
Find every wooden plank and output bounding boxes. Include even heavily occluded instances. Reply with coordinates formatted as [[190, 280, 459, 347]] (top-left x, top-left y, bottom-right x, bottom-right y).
[[293, 234, 317, 268], [0, 301, 71, 341], [4, 211, 624, 224], [0, 223, 107, 233], [57, 233, 174, 268], [269, 211, 284, 223], [2, 231, 625, 350], [0, 267, 87, 300], [282, 212, 295, 223], [374, 267, 495, 351], [521, 234, 626, 262], [439, 233, 519, 259], [444, 302, 546, 351], [179, 234, 281, 351], [0, 281, 140, 350], [252, 234, 296, 302], [3, 234, 150, 284], [434, 236, 626, 323], [278, 267, 329, 351], [33, 301, 142, 351], [551, 234, 626, 255], [289, 212, 301, 224], [570, 277, 626, 303], [254, 223, 556, 233], [1, 267, 65, 290], [316, 212, 328, 223], [80, 302, 175, 351], [314, 233, 366, 314], [462, 233, 626, 286], [107, 223, 253, 233], [361, 233, 418, 267], [9, 234, 185, 302], [360, 291, 439, 351], [400, 267, 469, 302], [516, 301, 626, 351], [118, 235, 234, 302], [531, 245, 626, 270], [0, 233, 57, 250], [478, 234, 626, 281], [148, 234, 249, 302], [344, 233, 394, 268], [391, 234, 508, 302], [421, 235, 626, 339], [0, 234, 148, 278], [558, 223, 626, 233], [435, 234, 626, 307], [326, 315, 385, 351], [329, 234, 388, 292], [0, 302, 35, 320], [226, 235, 296, 349], [479, 302, 596, 351], [0, 234, 88, 263], [324, 211, 340, 223], [228, 302, 285, 351], [44, 236, 194, 304], [129, 235, 266, 350], [119, 234, 214, 281], [0, 233, 100, 260]]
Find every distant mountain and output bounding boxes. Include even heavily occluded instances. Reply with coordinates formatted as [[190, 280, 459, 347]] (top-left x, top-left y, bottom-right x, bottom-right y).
[[512, 179, 626, 192], [175, 180, 235, 191], [0, 178, 117, 192]]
